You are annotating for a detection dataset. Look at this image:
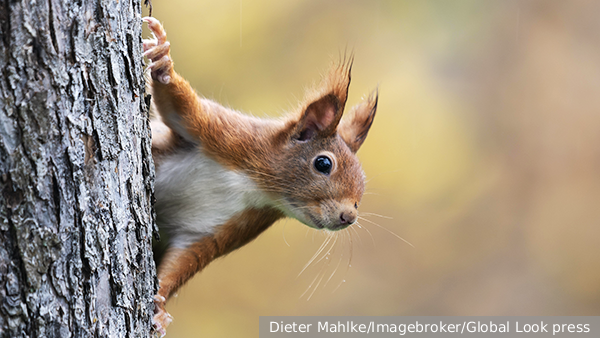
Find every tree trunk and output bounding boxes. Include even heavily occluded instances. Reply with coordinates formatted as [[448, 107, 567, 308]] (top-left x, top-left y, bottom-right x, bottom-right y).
[[0, 0, 156, 337]]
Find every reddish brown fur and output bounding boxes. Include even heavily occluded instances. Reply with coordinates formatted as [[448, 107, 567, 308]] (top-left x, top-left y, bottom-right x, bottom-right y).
[[156, 208, 283, 302], [144, 17, 377, 334], [151, 59, 375, 198], [152, 74, 282, 172], [338, 91, 378, 153], [150, 59, 375, 300]]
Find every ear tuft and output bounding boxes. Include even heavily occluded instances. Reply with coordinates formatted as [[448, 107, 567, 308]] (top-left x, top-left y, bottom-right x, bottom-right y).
[[296, 94, 340, 141], [289, 55, 355, 141], [338, 88, 378, 152]]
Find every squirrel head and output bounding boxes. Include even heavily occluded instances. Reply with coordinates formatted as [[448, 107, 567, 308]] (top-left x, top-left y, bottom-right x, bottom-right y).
[[264, 59, 378, 231]]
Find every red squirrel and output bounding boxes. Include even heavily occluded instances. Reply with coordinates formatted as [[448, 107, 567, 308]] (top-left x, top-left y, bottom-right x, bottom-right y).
[[142, 17, 378, 336]]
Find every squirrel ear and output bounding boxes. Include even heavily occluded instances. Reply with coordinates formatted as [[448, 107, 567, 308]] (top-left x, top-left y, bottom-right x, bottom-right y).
[[295, 94, 343, 141], [338, 89, 378, 152], [292, 59, 352, 141]]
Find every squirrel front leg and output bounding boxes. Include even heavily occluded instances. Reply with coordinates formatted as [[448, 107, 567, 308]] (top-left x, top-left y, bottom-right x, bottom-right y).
[[152, 236, 219, 336], [143, 17, 276, 170], [150, 208, 282, 336], [143, 17, 204, 144]]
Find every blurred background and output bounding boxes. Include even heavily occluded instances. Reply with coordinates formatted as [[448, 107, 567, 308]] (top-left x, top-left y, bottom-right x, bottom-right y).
[[143, 0, 600, 336]]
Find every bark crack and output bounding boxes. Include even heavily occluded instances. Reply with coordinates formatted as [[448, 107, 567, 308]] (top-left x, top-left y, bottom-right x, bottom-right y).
[[5, 205, 31, 334], [47, 0, 58, 54]]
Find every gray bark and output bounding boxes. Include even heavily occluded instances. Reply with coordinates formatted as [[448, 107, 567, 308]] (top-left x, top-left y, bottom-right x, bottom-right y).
[[0, 0, 157, 337]]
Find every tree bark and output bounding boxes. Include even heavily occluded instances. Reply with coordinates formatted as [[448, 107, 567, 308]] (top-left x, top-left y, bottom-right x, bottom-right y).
[[0, 0, 156, 337]]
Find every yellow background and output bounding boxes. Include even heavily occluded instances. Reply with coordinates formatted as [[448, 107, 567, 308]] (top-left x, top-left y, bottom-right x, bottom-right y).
[[144, 1, 600, 336]]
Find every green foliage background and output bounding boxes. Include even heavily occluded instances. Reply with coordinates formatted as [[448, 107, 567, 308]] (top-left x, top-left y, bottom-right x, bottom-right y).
[[144, 1, 600, 336]]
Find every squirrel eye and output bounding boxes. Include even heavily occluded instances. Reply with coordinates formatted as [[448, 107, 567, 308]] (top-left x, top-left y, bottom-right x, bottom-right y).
[[314, 155, 332, 175]]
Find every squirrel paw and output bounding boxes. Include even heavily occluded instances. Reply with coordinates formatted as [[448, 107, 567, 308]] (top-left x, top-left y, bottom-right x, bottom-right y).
[[152, 295, 172, 337], [142, 17, 173, 84]]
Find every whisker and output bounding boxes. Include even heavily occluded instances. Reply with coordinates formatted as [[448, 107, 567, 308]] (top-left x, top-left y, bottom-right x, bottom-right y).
[[315, 232, 337, 266], [345, 230, 354, 268], [300, 268, 324, 299], [298, 232, 334, 276], [300, 232, 336, 300], [306, 268, 327, 301], [324, 234, 344, 287], [348, 223, 366, 246], [361, 212, 392, 219], [331, 230, 354, 293], [243, 169, 290, 181], [281, 219, 290, 247], [357, 216, 414, 248], [354, 221, 374, 246], [332, 274, 347, 293], [365, 169, 402, 184]]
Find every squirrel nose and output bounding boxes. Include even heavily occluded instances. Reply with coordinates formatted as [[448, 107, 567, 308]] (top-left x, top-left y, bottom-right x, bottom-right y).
[[339, 211, 357, 226]]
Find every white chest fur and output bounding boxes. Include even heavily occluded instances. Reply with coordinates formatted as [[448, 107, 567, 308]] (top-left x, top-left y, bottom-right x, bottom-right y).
[[154, 148, 272, 248]]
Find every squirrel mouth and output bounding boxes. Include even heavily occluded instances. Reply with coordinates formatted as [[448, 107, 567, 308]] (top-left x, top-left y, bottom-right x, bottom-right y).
[[281, 199, 323, 229], [307, 214, 325, 229]]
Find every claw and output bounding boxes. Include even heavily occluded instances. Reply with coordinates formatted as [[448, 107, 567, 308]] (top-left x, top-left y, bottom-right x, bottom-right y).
[[143, 41, 170, 60], [152, 316, 169, 338], [142, 17, 173, 84], [143, 16, 168, 44], [152, 294, 172, 337], [143, 40, 158, 52], [148, 56, 172, 84]]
